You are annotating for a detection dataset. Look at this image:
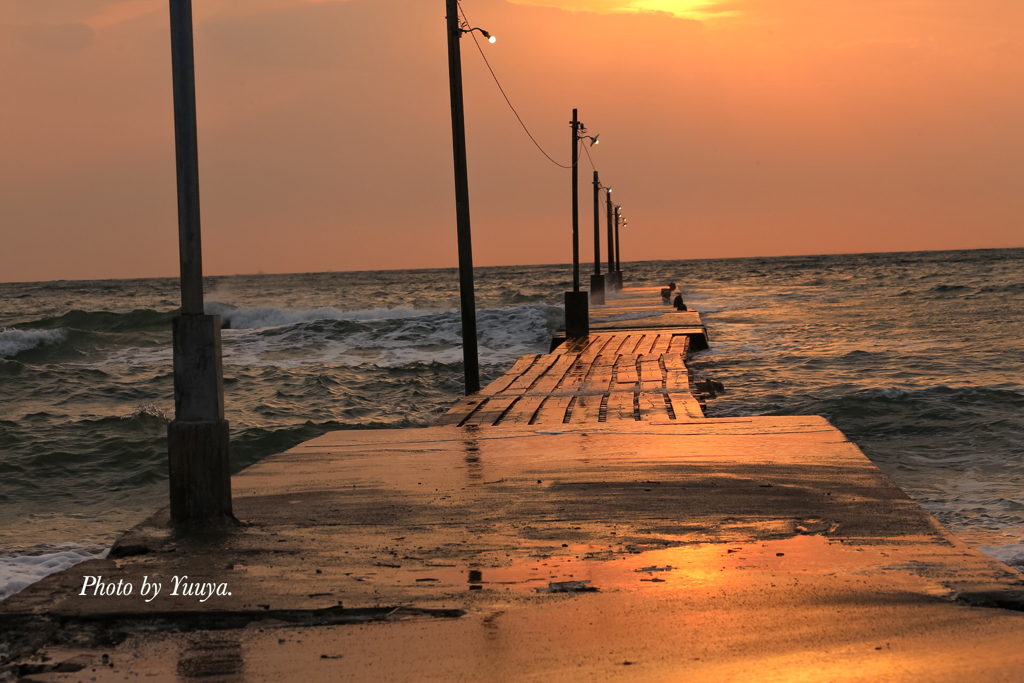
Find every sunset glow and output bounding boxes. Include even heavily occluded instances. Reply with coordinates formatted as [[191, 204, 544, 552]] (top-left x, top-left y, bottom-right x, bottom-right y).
[[508, 0, 736, 20], [1, 0, 1021, 281]]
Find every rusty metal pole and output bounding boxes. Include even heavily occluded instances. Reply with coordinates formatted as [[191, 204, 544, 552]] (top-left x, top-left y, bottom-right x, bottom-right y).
[[167, 0, 232, 524], [445, 0, 480, 395]]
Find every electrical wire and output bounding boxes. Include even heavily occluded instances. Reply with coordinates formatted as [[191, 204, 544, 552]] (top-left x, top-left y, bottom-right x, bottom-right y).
[[581, 140, 597, 172], [458, 2, 579, 170]]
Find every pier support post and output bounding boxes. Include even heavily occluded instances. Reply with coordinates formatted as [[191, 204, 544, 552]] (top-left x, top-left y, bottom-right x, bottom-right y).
[[167, 0, 232, 523], [590, 273, 606, 305], [564, 291, 589, 339]]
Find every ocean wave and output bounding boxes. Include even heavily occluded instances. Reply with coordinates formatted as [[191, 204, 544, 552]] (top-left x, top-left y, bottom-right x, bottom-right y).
[[213, 303, 563, 368], [779, 385, 1024, 429], [120, 402, 171, 423], [978, 544, 1024, 572], [0, 544, 109, 601], [20, 308, 175, 332], [0, 328, 67, 358], [207, 302, 438, 330]]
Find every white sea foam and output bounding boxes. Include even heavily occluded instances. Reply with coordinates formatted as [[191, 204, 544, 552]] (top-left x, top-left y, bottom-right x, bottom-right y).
[[0, 544, 109, 601], [90, 304, 560, 370], [207, 303, 560, 368], [978, 544, 1024, 572], [0, 327, 66, 358]]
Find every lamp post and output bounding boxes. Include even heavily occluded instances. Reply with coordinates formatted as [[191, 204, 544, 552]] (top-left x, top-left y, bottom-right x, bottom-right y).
[[610, 202, 618, 288], [606, 187, 614, 288], [564, 108, 598, 338], [589, 171, 605, 305], [444, 0, 494, 395], [166, 0, 232, 524]]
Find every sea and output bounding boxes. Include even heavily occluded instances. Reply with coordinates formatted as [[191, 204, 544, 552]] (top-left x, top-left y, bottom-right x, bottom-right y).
[[1, 248, 1022, 600]]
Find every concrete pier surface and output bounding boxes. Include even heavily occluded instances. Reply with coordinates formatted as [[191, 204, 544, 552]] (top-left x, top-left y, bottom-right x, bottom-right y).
[[3, 287, 1023, 681]]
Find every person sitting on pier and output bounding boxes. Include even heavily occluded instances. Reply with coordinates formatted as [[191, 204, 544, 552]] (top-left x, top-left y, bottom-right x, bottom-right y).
[[673, 293, 688, 311]]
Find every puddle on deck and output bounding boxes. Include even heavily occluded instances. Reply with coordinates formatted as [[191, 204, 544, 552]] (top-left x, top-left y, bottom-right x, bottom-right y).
[[362, 535, 943, 595]]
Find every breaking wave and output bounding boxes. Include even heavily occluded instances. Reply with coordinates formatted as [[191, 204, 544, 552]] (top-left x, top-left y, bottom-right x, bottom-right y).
[[207, 302, 436, 330], [19, 309, 175, 333], [0, 544, 109, 601], [213, 303, 563, 368], [0, 328, 67, 358]]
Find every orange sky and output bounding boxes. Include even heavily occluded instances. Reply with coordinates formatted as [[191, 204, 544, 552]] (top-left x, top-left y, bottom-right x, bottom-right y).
[[1, 0, 1022, 282]]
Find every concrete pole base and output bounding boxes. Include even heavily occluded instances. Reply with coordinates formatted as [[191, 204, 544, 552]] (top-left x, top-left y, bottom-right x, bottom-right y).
[[589, 274, 606, 305], [564, 291, 590, 339], [168, 419, 233, 522], [170, 314, 232, 523], [613, 270, 624, 290]]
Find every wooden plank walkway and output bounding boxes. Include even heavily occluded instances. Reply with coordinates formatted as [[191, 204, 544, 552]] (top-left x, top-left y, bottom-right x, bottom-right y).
[[441, 286, 707, 427]]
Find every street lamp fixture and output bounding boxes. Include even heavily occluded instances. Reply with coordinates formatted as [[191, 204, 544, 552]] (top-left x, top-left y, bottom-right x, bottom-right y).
[[461, 26, 496, 43]]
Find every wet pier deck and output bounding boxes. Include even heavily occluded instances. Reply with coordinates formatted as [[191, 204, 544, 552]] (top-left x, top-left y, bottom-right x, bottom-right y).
[[3, 287, 1024, 682]]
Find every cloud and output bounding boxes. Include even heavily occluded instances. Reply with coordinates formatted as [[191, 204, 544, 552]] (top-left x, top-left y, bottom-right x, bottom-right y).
[[505, 0, 733, 20]]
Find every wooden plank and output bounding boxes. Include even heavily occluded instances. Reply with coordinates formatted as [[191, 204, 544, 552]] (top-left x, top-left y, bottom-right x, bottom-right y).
[[505, 354, 560, 393], [579, 335, 614, 363], [638, 357, 663, 392], [556, 354, 591, 394], [605, 390, 637, 422], [463, 395, 519, 427], [567, 392, 604, 424], [479, 354, 539, 396], [622, 335, 644, 355], [590, 310, 704, 329], [496, 395, 547, 426], [582, 354, 615, 394], [668, 392, 706, 420], [529, 354, 576, 395], [615, 354, 639, 385], [532, 395, 574, 425], [650, 333, 673, 355], [608, 334, 635, 356], [667, 334, 691, 355], [662, 353, 692, 394], [634, 334, 657, 356], [437, 396, 487, 426], [638, 391, 672, 421]]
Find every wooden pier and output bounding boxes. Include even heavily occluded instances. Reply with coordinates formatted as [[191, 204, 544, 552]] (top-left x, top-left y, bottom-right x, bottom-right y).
[[3, 287, 1024, 681]]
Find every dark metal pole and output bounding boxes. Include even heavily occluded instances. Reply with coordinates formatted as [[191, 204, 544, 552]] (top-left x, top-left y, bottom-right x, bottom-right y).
[[588, 171, 605, 305], [593, 172, 601, 275], [170, 0, 203, 315], [606, 190, 614, 279], [445, 0, 480, 395], [614, 205, 622, 272], [571, 108, 580, 293], [564, 109, 588, 336], [167, 0, 232, 524]]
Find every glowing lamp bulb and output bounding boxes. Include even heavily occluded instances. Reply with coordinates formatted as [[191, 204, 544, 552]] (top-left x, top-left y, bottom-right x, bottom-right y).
[[488, 34, 496, 43]]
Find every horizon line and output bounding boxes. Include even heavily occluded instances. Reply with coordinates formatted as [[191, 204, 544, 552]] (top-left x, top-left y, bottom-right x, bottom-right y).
[[2, 245, 1021, 286]]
